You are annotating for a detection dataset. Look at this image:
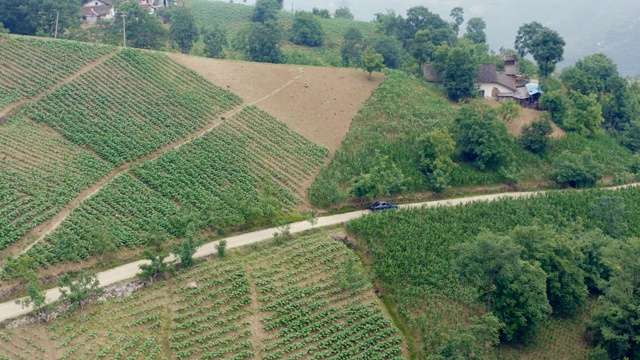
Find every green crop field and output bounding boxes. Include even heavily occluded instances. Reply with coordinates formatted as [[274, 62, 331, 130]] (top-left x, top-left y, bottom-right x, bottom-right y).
[[0, 231, 403, 359], [25, 48, 242, 165], [0, 117, 113, 251], [0, 37, 115, 111], [4, 106, 329, 276], [347, 186, 640, 357]]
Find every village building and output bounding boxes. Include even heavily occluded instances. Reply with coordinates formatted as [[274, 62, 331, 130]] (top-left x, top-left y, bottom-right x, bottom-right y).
[[423, 54, 542, 107], [80, 0, 115, 25]]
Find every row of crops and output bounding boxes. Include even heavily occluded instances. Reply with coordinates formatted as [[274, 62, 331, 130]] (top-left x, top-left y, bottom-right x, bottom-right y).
[[25, 48, 243, 165], [0, 37, 115, 111], [0, 232, 402, 359], [3, 107, 329, 276], [247, 233, 404, 359], [0, 117, 113, 251]]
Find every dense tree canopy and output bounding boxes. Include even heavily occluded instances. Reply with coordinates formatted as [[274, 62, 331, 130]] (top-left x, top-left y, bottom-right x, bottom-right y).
[[247, 20, 283, 63], [107, 2, 167, 50], [167, 6, 199, 54], [456, 102, 514, 170], [203, 26, 227, 59], [251, 0, 280, 23], [0, 0, 81, 37], [530, 28, 565, 78], [290, 11, 324, 47], [334, 7, 354, 20], [464, 17, 487, 44]]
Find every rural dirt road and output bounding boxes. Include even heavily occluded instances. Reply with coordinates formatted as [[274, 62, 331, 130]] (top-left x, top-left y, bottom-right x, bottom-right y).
[[4, 183, 639, 323], [0, 190, 547, 323]]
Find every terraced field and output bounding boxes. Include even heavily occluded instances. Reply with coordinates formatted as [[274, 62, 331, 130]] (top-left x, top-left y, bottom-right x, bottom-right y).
[[0, 117, 112, 251], [4, 107, 329, 276], [0, 232, 403, 359], [0, 37, 115, 111], [25, 49, 242, 165]]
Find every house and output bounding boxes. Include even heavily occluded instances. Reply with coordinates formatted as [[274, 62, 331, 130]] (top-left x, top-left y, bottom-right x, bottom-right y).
[[476, 63, 517, 98], [499, 54, 519, 76], [423, 62, 517, 99], [80, 0, 114, 25]]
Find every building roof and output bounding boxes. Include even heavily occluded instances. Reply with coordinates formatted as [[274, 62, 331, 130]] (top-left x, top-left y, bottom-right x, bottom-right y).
[[476, 63, 517, 91], [499, 54, 519, 62], [80, 5, 112, 17], [525, 83, 543, 95]]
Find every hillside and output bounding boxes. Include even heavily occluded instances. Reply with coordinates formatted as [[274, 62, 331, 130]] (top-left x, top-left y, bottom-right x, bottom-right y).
[[0, 36, 383, 282], [0, 231, 404, 359], [187, 0, 378, 66]]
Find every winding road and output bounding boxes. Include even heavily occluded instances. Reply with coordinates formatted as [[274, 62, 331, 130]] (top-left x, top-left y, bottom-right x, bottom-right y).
[[0, 190, 546, 323]]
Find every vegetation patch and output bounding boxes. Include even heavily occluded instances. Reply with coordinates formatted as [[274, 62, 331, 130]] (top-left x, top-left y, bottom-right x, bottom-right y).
[[0, 232, 402, 359]]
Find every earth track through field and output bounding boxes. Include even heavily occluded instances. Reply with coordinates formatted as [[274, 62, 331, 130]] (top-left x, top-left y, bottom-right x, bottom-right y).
[[0, 53, 115, 124], [14, 62, 328, 257]]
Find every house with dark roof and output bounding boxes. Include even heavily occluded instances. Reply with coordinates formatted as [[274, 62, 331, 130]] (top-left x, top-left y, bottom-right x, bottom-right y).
[[80, 0, 114, 25]]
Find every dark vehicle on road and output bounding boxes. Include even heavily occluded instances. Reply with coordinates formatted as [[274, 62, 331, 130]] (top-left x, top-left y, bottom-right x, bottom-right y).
[[370, 201, 398, 211]]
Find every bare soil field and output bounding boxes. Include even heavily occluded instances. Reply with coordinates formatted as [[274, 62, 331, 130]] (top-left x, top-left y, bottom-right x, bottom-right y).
[[168, 54, 384, 152]]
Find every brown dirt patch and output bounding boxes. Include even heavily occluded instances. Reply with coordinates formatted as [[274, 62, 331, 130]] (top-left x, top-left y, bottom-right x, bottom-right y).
[[167, 54, 384, 152], [480, 98, 565, 138]]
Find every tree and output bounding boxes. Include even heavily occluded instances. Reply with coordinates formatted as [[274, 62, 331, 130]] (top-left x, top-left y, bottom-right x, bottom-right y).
[[290, 11, 324, 47], [530, 28, 565, 79], [15, 273, 46, 320], [90, 221, 116, 261], [418, 129, 457, 192], [590, 195, 628, 238], [560, 54, 621, 96], [0, 22, 9, 37], [216, 240, 227, 259], [436, 44, 480, 101], [251, 0, 280, 23], [361, 46, 384, 79], [456, 102, 515, 170], [334, 7, 354, 20], [464, 17, 487, 44], [514, 21, 545, 58], [565, 91, 605, 137], [511, 226, 588, 317], [540, 90, 569, 126], [550, 150, 603, 188], [369, 35, 405, 69], [311, 8, 331, 19], [177, 227, 197, 268], [588, 237, 640, 359], [203, 26, 228, 59], [341, 27, 363, 67], [449, 7, 464, 36], [168, 6, 199, 54], [141, 214, 167, 249], [519, 117, 553, 154], [246, 20, 283, 63], [139, 249, 172, 283], [454, 232, 551, 343], [108, 3, 167, 50], [59, 271, 100, 311], [0, 0, 81, 37]]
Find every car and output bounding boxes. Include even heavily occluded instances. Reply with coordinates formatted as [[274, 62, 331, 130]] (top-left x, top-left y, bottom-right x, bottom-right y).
[[369, 201, 398, 211]]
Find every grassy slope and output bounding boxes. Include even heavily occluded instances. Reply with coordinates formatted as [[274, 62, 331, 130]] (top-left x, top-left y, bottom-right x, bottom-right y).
[[0, 231, 403, 360], [310, 70, 637, 208], [187, 0, 377, 66]]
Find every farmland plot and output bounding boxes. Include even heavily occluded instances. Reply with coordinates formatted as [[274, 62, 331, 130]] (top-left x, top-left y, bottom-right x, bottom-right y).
[[0, 117, 112, 251], [5, 106, 329, 275], [0, 37, 115, 111], [26, 48, 243, 165], [0, 232, 403, 359]]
